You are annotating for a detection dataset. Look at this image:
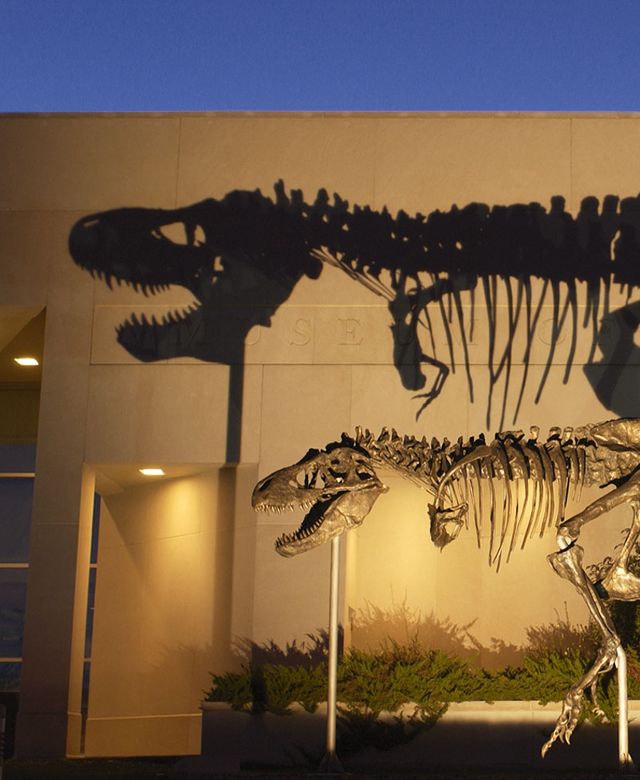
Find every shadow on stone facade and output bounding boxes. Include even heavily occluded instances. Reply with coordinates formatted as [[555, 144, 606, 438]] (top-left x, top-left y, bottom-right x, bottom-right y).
[[69, 183, 640, 426]]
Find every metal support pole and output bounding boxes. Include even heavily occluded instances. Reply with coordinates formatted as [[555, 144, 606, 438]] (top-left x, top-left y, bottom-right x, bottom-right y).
[[318, 535, 343, 773], [617, 645, 633, 770]]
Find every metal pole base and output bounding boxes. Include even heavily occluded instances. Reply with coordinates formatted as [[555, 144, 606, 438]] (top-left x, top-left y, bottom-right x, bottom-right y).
[[618, 645, 634, 772], [317, 750, 345, 774]]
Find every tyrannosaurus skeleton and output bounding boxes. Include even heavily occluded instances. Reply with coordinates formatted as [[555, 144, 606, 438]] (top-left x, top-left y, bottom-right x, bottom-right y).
[[252, 417, 640, 757]]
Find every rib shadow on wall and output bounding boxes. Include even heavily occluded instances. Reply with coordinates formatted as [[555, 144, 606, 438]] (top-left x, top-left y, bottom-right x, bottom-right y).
[[69, 183, 640, 427]]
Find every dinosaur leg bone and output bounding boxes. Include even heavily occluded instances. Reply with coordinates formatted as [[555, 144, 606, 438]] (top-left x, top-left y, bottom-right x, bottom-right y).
[[601, 499, 640, 600], [556, 472, 640, 549], [542, 544, 620, 757]]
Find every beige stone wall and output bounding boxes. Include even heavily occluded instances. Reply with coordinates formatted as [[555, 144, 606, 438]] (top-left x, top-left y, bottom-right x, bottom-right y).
[[0, 113, 639, 756]]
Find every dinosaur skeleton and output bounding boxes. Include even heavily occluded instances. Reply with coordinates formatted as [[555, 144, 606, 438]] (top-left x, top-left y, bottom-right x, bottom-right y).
[[252, 417, 640, 758]]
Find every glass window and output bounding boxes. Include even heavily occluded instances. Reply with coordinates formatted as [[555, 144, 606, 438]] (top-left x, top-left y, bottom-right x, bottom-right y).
[[0, 478, 33, 563], [0, 663, 20, 692], [81, 661, 91, 715], [0, 570, 27, 658], [84, 568, 96, 659], [90, 496, 100, 565]]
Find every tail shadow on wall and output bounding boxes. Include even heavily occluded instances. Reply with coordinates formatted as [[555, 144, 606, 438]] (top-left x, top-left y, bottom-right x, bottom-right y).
[[69, 183, 640, 430]]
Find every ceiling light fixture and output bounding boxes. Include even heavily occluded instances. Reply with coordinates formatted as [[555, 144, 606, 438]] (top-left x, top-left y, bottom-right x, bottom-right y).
[[14, 357, 39, 366], [139, 468, 165, 476]]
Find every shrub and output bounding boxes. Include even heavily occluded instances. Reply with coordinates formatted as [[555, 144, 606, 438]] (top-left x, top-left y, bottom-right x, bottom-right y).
[[206, 635, 640, 727]]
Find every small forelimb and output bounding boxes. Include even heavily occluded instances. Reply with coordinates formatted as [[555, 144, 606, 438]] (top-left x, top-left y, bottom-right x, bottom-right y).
[[429, 502, 467, 548]]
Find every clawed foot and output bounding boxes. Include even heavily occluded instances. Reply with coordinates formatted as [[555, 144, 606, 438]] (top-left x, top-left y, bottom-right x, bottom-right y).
[[541, 689, 583, 757], [413, 389, 439, 419], [412, 367, 448, 419], [589, 680, 606, 721]]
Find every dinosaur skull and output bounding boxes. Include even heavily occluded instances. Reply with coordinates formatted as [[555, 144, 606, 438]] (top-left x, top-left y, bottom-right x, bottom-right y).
[[68, 193, 321, 363], [252, 441, 387, 557]]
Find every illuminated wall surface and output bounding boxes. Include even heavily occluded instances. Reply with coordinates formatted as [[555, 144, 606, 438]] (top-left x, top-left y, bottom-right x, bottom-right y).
[[2, 113, 640, 756]]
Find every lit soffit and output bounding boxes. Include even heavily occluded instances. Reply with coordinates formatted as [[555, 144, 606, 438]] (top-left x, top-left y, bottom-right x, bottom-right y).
[[0, 309, 45, 386], [95, 464, 220, 494]]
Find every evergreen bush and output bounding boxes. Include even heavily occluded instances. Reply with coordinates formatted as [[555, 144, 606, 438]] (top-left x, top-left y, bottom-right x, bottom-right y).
[[206, 623, 640, 723]]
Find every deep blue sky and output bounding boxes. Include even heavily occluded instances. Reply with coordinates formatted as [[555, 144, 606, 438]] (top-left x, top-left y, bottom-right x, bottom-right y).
[[2, 0, 640, 112]]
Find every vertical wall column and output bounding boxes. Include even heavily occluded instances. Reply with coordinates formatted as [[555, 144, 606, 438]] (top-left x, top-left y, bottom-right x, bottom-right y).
[[16, 234, 95, 757]]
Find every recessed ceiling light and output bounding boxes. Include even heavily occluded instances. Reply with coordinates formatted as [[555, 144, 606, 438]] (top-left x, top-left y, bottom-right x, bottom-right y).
[[139, 468, 165, 476], [14, 357, 39, 366]]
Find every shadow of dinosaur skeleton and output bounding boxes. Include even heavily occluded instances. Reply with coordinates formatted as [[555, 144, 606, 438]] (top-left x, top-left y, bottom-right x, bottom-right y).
[[69, 182, 640, 426]]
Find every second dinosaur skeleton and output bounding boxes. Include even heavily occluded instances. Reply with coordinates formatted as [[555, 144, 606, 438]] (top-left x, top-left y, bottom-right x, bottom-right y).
[[252, 417, 640, 757]]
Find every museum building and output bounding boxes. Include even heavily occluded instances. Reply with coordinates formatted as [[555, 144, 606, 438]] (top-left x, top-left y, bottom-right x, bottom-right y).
[[1, 112, 639, 758]]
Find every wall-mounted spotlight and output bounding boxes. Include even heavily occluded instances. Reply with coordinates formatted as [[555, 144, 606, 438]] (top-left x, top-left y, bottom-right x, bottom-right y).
[[14, 357, 39, 366], [139, 468, 165, 476]]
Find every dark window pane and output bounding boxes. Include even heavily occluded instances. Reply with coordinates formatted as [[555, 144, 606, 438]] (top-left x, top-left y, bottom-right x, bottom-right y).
[[0, 663, 20, 692], [82, 661, 91, 715], [0, 479, 33, 563], [84, 568, 96, 659], [0, 570, 27, 657], [90, 494, 100, 565], [0, 444, 36, 473]]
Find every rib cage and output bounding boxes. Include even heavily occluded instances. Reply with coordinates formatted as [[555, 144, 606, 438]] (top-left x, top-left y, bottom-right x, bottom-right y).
[[354, 422, 640, 569]]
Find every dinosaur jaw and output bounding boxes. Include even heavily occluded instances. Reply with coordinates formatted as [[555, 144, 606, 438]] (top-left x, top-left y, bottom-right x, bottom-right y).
[[69, 206, 215, 288], [251, 442, 387, 557], [260, 485, 386, 557], [68, 206, 223, 350]]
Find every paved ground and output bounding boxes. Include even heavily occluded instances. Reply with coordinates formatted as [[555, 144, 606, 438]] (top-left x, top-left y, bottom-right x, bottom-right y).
[[0, 760, 629, 780]]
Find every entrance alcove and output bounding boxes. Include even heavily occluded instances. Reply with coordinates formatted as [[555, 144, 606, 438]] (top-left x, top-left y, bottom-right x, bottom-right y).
[[0, 307, 44, 444], [84, 462, 257, 756]]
